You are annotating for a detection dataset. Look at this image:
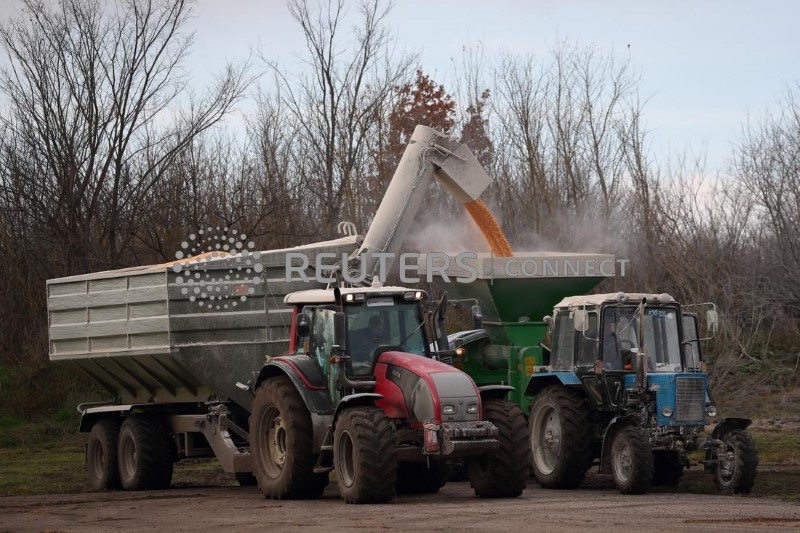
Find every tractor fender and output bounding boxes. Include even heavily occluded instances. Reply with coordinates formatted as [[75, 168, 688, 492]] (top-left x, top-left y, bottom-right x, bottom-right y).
[[710, 417, 752, 440], [256, 358, 333, 416], [523, 372, 582, 397], [478, 385, 515, 401], [332, 393, 384, 428], [598, 415, 639, 474]]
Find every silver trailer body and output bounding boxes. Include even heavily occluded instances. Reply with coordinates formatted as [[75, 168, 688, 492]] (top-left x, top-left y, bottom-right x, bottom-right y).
[[47, 236, 357, 410]]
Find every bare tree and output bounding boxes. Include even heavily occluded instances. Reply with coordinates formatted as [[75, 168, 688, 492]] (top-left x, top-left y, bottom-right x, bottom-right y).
[[265, 0, 414, 235], [0, 0, 250, 272], [0, 0, 249, 372]]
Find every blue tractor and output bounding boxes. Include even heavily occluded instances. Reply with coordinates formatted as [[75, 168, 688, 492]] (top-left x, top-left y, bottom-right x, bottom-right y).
[[526, 292, 757, 494]]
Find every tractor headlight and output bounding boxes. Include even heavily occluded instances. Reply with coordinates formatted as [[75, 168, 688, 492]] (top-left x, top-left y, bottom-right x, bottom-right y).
[[661, 406, 673, 417], [441, 404, 456, 415], [706, 405, 717, 417], [466, 404, 478, 414]]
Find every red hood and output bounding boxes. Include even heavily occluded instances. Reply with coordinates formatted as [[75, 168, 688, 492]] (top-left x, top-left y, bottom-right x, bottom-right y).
[[377, 351, 464, 374]]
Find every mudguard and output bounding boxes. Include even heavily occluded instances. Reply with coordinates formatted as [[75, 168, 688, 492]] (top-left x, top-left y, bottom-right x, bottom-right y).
[[332, 393, 384, 426], [256, 357, 333, 416], [524, 371, 582, 397], [711, 417, 752, 440], [78, 404, 133, 432], [478, 384, 515, 401], [598, 415, 639, 474]]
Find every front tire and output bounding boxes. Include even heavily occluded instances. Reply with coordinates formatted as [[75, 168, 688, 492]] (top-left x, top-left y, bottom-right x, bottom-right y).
[[611, 425, 652, 495], [117, 416, 174, 491], [87, 419, 121, 491], [468, 399, 529, 498], [529, 387, 593, 489], [334, 406, 397, 504], [714, 429, 757, 494], [249, 376, 328, 499]]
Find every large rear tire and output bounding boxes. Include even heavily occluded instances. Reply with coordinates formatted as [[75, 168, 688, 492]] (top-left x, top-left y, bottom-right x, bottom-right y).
[[333, 406, 397, 504], [249, 376, 328, 499], [714, 429, 757, 494], [529, 387, 592, 489], [87, 419, 121, 491], [397, 460, 448, 494], [117, 416, 174, 491], [610, 425, 652, 495], [467, 399, 529, 498]]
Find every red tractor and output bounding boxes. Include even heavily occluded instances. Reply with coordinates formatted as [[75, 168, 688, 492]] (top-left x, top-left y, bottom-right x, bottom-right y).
[[248, 286, 529, 503]]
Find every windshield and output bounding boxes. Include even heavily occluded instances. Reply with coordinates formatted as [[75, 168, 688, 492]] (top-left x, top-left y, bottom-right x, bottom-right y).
[[601, 305, 682, 372], [346, 298, 427, 375]]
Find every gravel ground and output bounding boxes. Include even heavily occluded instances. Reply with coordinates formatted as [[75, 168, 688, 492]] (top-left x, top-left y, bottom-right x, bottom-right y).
[[2, 478, 799, 532]]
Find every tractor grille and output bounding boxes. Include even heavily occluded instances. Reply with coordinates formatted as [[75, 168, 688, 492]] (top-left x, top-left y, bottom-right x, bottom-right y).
[[675, 377, 705, 422]]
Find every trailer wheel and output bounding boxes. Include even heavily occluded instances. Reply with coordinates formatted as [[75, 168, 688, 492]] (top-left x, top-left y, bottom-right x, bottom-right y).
[[249, 376, 328, 499], [714, 429, 757, 494], [468, 399, 529, 498], [652, 450, 683, 486], [529, 386, 592, 489], [396, 460, 448, 494], [334, 406, 397, 504], [611, 425, 652, 495], [117, 416, 174, 491], [87, 419, 121, 491]]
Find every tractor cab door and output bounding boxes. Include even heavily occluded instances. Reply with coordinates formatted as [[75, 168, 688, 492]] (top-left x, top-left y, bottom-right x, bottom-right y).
[[297, 306, 340, 401], [568, 309, 625, 409], [682, 312, 702, 371], [585, 309, 629, 409]]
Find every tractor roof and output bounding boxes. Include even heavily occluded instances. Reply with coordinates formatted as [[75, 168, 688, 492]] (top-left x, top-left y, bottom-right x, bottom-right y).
[[284, 286, 424, 305], [555, 292, 676, 309]]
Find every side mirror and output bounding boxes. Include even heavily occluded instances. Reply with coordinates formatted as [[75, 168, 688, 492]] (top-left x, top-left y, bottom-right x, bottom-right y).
[[706, 309, 719, 334], [334, 310, 347, 353], [471, 304, 483, 329], [297, 312, 311, 338], [573, 309, 588, 332]]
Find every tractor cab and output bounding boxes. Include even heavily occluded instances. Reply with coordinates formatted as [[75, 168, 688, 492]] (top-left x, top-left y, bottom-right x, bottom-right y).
[[287, 287, 433, 389]]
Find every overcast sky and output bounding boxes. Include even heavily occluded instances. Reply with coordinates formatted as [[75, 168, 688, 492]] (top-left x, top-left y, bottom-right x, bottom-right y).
[[2, 0, 799, 173]]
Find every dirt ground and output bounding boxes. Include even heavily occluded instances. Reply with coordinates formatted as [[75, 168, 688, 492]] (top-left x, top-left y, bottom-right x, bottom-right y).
[[2, 477, 800, 533]]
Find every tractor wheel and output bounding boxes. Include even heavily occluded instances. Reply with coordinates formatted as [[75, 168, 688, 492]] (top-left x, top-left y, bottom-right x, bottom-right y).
[[610, 425, 652, 495], [468, 399, 529, 498], [235, 472, 258, 486], [529, 386, 593, 489], [651, 450, 684, 486], [249, 376, 328, 499], [87, 418, 121, 491], [714, 429, 757, 494], [333, 406, 397, 504], [117, 416, 174, 491], [397, 460, 448, 494]]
